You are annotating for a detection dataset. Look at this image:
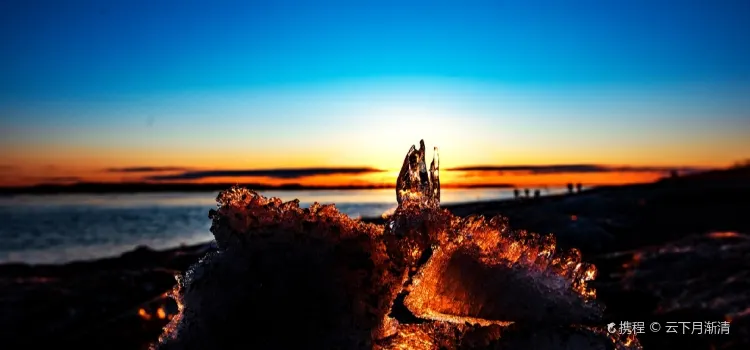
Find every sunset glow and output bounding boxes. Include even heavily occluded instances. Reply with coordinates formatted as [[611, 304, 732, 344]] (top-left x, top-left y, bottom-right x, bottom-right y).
[[1, 1, 748, 189]]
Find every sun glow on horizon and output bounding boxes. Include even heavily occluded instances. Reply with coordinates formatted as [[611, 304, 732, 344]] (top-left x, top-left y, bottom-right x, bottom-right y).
[[2, 1, 749, 190], [0, 163, 691, 189]]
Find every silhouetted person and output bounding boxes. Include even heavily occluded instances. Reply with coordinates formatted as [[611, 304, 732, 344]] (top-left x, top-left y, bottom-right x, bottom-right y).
[[534, 189, 540, 198], [567, 183, 574, 194], [670, 170, 679, 178], [576, 183, 582, 193], [524, 189, 530, 198], [513, 188, 520, 200]]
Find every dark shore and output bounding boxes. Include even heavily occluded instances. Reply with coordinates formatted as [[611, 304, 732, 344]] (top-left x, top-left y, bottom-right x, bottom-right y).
[[1, 166, 748, 349]]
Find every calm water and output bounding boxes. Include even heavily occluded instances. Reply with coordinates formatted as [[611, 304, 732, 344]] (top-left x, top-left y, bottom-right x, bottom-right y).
[[0, 188, 566, 264]]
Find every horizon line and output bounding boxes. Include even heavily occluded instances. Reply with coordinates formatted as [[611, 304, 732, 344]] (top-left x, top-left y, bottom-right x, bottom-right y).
[[0, 162, 723, 184], [0, 177, 677, 195]]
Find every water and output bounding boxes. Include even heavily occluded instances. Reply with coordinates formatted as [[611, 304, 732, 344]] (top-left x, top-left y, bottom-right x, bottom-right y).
[[0, 188, 566, 264]]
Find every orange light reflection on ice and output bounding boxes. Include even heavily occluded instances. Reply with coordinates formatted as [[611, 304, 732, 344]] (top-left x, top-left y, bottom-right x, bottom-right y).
[[138, 308, 151, 320], [157, 307, 167, 319]]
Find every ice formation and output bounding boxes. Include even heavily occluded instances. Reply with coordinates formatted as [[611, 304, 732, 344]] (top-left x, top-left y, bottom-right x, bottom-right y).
[[152, 140, 641, 350]]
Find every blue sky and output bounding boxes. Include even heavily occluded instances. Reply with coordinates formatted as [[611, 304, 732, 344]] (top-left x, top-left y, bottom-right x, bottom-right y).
[[3, 0, 750, 97], [1, 0, 749, 185]]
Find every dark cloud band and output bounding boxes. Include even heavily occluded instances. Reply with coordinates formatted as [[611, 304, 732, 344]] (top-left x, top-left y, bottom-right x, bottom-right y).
[[144, 167, 384, 181], [105, 167, 192, 173], [448, 164, 711, 175]]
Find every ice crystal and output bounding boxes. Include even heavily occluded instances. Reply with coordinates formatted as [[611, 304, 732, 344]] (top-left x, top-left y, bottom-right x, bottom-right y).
[[152, 139, 640, 350]]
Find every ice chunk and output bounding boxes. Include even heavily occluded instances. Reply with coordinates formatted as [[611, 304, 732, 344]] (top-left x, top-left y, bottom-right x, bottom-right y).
[[153, 139, 640, 350], [396, 140, 440, 208]]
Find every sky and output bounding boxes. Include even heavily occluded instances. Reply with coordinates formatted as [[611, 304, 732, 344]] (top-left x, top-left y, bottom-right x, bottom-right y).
[[1, 0, 749, 188]]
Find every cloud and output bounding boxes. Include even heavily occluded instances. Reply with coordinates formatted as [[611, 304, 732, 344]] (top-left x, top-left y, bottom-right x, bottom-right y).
[[27, 176, 83, 183], [145, 167, 385, 181], [105, 166, 192, 173], [448, 164, 711, 175], [0, 165, 14, 172], [47, 176, 83, 182]]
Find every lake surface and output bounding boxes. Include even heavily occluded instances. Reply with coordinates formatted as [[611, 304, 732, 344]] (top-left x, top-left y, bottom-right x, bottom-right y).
[[0, 188, 567, 264]]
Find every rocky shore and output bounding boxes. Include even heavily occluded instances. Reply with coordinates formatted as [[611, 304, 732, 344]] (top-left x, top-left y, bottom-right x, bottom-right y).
[[1, 166, 748, 349]]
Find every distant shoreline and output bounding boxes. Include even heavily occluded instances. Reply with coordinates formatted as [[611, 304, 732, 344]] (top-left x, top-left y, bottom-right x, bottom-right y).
[[0, 182, 519, 195], [3, 166, 734, 195]]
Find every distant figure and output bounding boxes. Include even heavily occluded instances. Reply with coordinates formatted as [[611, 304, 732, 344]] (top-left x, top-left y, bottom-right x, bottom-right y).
[[534, 189, 540, 198], [670, 170, 679, 178], [524, 188, 530, 198], [567, 183, 574, 194], [513, 188, 520, 199], [576, 183, 582, 193]]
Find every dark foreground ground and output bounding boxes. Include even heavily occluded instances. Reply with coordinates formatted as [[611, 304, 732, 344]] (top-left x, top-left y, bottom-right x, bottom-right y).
[[1, 166, 748, 349]]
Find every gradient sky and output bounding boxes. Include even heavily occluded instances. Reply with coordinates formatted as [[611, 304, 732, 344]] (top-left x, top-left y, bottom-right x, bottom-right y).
[[1, 0, 749, 187]]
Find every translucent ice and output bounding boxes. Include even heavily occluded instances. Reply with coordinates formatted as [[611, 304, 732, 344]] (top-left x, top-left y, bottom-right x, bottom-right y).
[[153, 139, 640, 350]]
